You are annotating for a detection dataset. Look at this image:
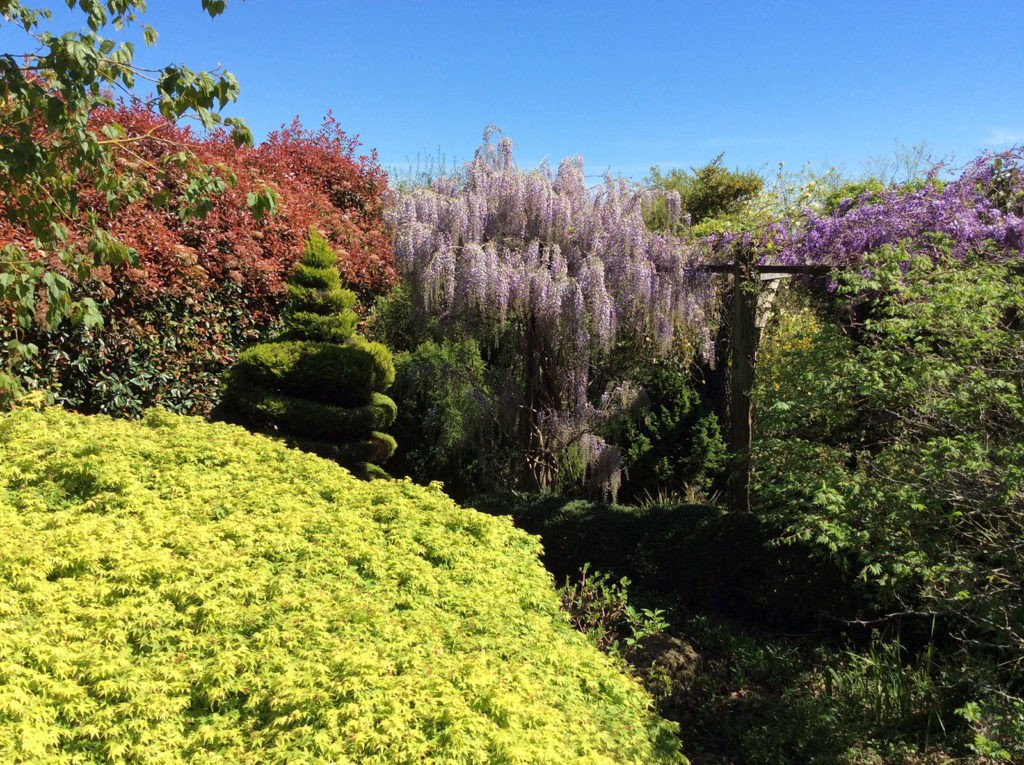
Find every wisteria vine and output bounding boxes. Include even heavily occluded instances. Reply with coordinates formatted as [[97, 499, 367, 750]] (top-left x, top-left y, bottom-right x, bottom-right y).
[[388, 129, 714, 493]]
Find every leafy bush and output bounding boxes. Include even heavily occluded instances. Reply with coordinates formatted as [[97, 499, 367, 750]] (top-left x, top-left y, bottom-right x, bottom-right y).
[[674, 618, 963, 765], [758, 249, 1024, 639], [558, 564, 669, 660], [472, 494, 858, 630], [614, 360, 727, 503], [644, 156, 763, 234], [2, 104, 395, 414], [754, 247, 1024, 750], [0, 406, 684, 763], [386, 338, 516, 499]]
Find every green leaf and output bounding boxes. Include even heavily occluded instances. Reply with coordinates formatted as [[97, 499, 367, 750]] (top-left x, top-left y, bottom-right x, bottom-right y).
[[201, 0, 229, 16], [246, 188, 278, 220], [100, 122, 125, 140]]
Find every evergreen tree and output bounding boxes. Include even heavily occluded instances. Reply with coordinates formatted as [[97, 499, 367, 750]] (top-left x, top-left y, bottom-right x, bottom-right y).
[[217, 229, 396, 477]]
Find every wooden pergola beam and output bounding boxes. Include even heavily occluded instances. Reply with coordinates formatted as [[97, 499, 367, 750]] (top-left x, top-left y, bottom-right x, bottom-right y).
[[702, 263, 830, 276]]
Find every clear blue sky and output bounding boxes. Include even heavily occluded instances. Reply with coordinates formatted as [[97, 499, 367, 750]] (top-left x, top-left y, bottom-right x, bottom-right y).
[[6, 1, 1024, 181]]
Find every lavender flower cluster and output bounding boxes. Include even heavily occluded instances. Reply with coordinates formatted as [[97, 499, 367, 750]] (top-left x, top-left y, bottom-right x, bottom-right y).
[[390, 132, 714, 355], [797, 161, 1024, 265], [703, 150, 1024, 268], [388, 129, 714, 495]]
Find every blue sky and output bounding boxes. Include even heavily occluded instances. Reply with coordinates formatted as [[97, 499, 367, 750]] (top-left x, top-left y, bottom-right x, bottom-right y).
[[5, 1, 1024, 181]]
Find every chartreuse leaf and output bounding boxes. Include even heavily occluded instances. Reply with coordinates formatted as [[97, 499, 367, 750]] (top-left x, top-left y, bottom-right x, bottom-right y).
[[0, 407, 685, 763]]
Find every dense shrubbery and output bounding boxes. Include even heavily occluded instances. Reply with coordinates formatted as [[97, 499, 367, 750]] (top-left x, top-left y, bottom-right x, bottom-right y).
[[218, 230, 397, 476], [386, 337, 508, 499], [614, 360, 726, 503], [643, 156, 763, 236], [2, 103, 395, 414], [753, 248, 1024, 759], [0, 406, 683, 763], [471, 494, 858, 630]]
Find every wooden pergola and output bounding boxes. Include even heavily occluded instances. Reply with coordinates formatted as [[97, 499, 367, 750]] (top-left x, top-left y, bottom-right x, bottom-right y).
[[703, 262, 831, 512]]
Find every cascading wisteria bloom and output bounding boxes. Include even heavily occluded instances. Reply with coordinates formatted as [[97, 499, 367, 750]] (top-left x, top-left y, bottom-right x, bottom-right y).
[[388, 128, 713, 494]]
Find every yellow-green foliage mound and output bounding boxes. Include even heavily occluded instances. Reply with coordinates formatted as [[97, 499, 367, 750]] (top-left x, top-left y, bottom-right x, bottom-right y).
[[0, 407, 683, 764]]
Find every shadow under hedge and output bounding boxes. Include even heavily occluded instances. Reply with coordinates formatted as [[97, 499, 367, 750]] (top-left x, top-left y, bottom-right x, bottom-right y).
[[471, 494, 867, 634]]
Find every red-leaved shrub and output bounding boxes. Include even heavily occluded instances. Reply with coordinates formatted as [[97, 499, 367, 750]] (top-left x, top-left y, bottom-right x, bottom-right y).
[[1, 102, 394, 416]]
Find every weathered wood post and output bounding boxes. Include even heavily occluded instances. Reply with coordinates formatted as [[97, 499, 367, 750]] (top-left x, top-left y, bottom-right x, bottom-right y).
[[704, 263, 828, 512], [728, 261, 758, 512]]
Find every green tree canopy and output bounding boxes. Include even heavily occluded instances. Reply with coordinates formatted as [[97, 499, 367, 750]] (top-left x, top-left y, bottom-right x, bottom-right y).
[[644, 154, 763, 235]]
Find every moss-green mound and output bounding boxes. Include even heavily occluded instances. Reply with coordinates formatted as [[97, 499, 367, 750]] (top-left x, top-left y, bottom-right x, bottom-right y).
[[227, 338, 396, 406], [0, 407, 683, 764], [226, 381, 397, 442]]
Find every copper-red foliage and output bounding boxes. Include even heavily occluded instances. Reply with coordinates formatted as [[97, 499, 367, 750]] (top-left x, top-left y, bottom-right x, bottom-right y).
[[4, 102, 395, 416], [89, 103, 394, 308]]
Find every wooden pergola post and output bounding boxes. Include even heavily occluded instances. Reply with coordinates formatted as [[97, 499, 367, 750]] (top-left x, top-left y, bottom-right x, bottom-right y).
[[703, 263, 829, 512]]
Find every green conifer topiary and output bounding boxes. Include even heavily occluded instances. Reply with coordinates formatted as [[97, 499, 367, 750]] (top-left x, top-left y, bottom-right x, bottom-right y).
[[217, 228, 397, 476]]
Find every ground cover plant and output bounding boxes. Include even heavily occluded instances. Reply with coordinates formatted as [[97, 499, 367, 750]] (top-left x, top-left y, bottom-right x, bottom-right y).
[[0, 405, 683, 763]]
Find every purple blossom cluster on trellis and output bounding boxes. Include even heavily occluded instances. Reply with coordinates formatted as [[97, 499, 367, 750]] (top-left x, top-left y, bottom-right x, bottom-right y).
[[699, 149, 1024, 268], [388, 129, 712, 494]]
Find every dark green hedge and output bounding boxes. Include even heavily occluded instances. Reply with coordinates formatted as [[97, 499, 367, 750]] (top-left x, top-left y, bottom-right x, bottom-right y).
[[473, 494, 862, 630], [291, 431, 398, 468]]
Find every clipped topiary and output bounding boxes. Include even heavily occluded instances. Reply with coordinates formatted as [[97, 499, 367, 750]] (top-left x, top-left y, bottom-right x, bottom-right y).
[[0, 406, 685, 762], [217, 228, 397, 476]]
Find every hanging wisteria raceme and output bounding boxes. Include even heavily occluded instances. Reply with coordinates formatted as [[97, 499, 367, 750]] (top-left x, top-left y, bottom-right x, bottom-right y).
[[388, 128, 713, 494]]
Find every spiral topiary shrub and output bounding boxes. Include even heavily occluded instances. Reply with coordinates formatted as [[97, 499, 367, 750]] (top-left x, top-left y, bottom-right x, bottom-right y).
[[0, 406, 684, 763], [218, 229, 397, 476]]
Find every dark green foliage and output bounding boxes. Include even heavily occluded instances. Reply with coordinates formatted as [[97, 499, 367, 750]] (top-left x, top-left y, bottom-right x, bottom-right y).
[[11, 283, 266, 418], [757, 250, 1024, 640], [388, 339, 512, 498], [217, 229, 397, 475], [472, 494, 859, 630], [558, 564, 669, 666], [615, 361, 727, 502], [366, 282, 430, 353], [220, 380, 396, 440], [294, 431, 397, 465]]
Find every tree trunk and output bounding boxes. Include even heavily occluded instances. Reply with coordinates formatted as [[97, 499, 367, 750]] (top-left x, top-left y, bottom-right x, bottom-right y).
[[518, 316, 543, 492]]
